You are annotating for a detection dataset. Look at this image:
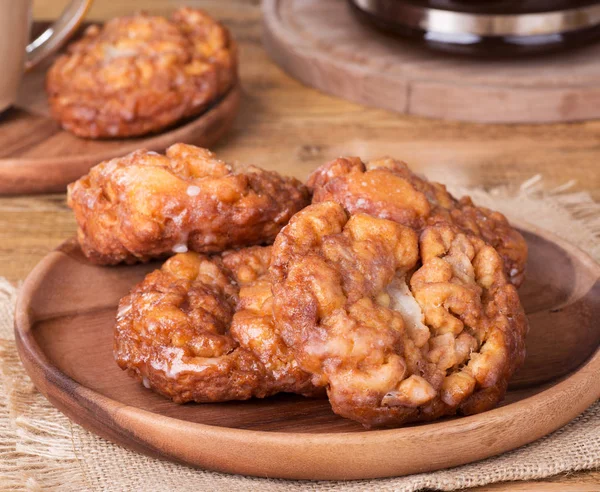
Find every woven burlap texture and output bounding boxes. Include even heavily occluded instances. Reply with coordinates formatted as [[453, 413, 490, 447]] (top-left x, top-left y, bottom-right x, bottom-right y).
[[1, 178, 599, 492]]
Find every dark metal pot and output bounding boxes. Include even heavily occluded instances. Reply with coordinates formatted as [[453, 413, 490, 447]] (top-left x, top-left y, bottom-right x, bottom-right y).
[[348, 0, 600, 55]]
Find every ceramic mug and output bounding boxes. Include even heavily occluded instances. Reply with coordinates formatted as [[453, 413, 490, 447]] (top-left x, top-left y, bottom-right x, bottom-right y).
[[0, 0, 92, 112]]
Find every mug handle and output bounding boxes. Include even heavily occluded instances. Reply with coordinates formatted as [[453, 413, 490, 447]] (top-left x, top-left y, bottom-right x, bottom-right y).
[[25, 0, 93, 70]]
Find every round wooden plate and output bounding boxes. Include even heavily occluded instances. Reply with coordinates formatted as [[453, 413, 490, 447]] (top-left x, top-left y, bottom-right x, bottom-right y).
[[0, 23, 240, 196], [262, 0, 600, 124], [14, 221, 600, 480]]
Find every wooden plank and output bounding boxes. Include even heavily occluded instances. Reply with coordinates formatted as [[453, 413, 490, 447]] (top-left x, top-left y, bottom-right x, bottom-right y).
[[263, 0, 600, 123]]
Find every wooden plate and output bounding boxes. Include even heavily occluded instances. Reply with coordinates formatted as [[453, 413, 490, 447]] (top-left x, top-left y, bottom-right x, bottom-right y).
[[14, 220, 600, 480], [0, 23, 240, 196], [262, 0, 600, 124]]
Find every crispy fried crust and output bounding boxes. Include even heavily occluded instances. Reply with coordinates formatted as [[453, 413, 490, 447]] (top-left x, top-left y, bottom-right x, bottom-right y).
[[270, 202, 528, 427], [308, 157, 528, 286], [114, 247, 318, 403], [46, 8, 237, 138], [67, 144, 310, 265]]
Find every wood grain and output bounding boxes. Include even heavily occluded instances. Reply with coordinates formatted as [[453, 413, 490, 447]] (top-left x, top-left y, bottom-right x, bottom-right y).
[[0, 43, 240, 195], [0, 0, 597, 488], [13, 221, 600, 480], [263, 0, 600, 123]]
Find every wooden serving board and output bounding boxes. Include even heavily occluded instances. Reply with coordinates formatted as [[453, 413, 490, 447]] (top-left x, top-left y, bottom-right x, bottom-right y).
[[13, 220, 600, 480], [263, 0, 600, 124], [0, 23, 240, 196]]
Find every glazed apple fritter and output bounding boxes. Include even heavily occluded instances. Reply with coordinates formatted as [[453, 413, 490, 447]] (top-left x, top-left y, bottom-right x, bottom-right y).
[[114, 247, 319, 402], [46, 8, 237, 138], [67, 144, 310, 265], [270, 202, 528, 428], [308, 157, 528, 287]]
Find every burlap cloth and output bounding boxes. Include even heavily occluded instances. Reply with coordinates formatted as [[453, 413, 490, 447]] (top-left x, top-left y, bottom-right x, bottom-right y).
[[1, 177, 599, 491]]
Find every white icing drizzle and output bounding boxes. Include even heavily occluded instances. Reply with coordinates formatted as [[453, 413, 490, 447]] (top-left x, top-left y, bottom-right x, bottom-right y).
[[103, 45, 138, 60], [186, 185, 201, 197], [150, 348, 219, 379], [117, 300, 132, 320], [164, 209, 190, 253], [202, 234, 217, 245], [273, 209, 289, 223], [172, 243, 189, 254], [387, 274, 430, 348]]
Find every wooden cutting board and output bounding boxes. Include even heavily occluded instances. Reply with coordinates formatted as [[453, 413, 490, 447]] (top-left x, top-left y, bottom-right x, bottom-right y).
[[263, 0, 600, 123], [0, 23, 240, 196], [14, 221, 600, 480]]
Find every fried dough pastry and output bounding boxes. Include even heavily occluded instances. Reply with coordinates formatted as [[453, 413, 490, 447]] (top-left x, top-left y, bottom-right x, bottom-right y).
[[270, 202, 528, 428], [114, 247, 318, 402], [46, 8, 236, 138], [67, 144, 310, 265], [308, 157, 528, 286]]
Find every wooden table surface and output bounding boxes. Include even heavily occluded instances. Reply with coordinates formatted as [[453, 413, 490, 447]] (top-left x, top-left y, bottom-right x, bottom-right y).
[[1, 0, 597, 489]]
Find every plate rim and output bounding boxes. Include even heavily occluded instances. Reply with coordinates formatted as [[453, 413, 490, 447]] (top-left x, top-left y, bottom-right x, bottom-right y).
[[0, 83, 241, 195], [13, 220, 600, 479]]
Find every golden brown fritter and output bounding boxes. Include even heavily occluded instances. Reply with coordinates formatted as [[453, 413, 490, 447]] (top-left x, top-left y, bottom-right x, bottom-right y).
[[46, 8, 237, 138], [67, 144, 310, 265], [270, 202, 528, 428], [308, 157, 528, 286], [114, 247, 318, 403]]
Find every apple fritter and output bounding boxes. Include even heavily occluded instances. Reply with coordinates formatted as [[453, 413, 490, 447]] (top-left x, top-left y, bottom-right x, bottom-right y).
[[67, 144, 310, 265], [270, 202, 528, 428], [46, 8, 237, 138], [114, 247, 318, 403], [308, 157, 528, 286]]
